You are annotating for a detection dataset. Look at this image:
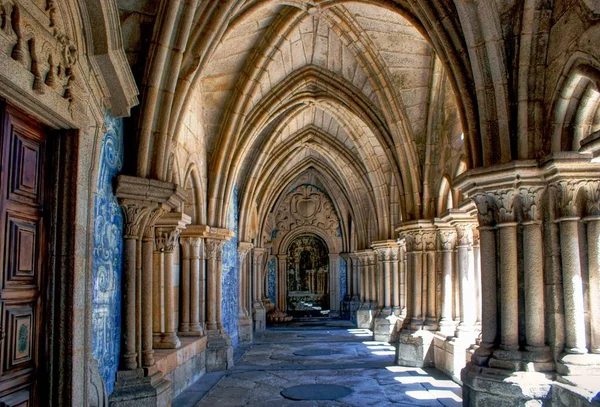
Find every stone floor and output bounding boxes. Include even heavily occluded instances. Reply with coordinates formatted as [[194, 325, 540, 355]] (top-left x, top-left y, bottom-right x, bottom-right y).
[[173, 321, 462, 406]]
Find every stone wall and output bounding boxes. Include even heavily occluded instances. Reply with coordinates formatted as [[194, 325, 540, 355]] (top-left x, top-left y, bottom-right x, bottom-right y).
[[91, 112, 124, 394]]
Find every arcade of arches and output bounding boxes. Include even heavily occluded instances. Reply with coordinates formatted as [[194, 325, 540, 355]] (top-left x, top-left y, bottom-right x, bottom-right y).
[[0, 0, 599, 406]]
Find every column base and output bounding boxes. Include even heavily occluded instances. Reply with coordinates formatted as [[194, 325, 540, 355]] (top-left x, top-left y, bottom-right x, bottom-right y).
[[238, 315, 254, 344], [253, 303, 266, 332], [396, 329, 435, 367], [373, 312, 398, 342], [357, 308, 374, 329], [109, 368, 171, 407], [433, 334, 475, 382], [206, 330, 234, 372], [437, 319, 457, 336], [557, 353, 600, 376], [461, 364, 553, 407], [153, 332, 181, 349]]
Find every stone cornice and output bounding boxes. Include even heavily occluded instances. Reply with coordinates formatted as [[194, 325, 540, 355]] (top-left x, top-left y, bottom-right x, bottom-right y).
[[180, 224, 211, 238], [115, 175, 188, 209]]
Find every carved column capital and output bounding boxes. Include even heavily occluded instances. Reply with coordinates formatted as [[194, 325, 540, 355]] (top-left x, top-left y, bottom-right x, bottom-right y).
[[422, 230, 437, 252], [455, 223, 474, 247], [490, 189, 517, 223], [438, 229, 457, 251], [471, 192, 495, 227], [405, 230, 423, 252], [552, 180, 582, 219], [205, 239, 225, 260], [119, 200, 153, 238], [583, 180, 600, 218], [519, 186, 545, 223], [155, 227, 181, 252], [143, 204, 169, 240]]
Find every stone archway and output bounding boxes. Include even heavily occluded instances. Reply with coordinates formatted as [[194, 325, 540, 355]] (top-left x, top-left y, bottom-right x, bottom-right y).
[[285, 234, 330, 315]]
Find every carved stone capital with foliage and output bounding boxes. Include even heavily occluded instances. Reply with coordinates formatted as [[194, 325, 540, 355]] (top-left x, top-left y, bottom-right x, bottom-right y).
[[552, 180, 582, 219], [491, 189, 517, 223], [455, 224, 474, 247], [155, 226, 182, 252], [119, 200, 153, 238], [438, 229, 457, 251], [519, 186, 545, 223], [471, 192, 495, 227]]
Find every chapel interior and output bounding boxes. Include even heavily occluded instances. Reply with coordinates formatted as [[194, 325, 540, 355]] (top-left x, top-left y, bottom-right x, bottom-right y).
[[0, 0, 599, 406]]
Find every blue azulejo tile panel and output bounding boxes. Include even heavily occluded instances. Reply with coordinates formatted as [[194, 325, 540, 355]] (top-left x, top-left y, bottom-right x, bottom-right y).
[[268, 258, 276, 305], [91, 112, 124, 395], [340, 257, 347, 301], [222, 185, 239, 347]]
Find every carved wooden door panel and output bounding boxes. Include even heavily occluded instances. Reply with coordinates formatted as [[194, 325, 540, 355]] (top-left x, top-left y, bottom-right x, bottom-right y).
[[0, 105, 46, 406]]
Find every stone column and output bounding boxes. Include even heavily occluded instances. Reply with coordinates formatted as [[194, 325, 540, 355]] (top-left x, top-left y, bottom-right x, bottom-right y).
[[329, 253, 340, 313], [472, 228, 481, 329], [453, 222, 476, 338], [554, 181, 588, 354], [520, 187, 546, 351], [368, 253, 377, 308], [252, 248, 267, 332], [406, 230, 424, 328], [119, 202, 153, 370], [584, 181, 600, 354], [141, 205, 168, 367], [238, 242, 254, 343], [391, 246, 400, 314], [423, 230, 437, 328], [438, 228, 456, 335], [179, 229, 206, 337], [397, 241, 406, 315], [352, 254, 360, 301], [471, 193, 497, 364], [205, 238, 224, 332], [359, 255, 367, 303], [277, 254, 287, 309], [154, 212, 190, 348]]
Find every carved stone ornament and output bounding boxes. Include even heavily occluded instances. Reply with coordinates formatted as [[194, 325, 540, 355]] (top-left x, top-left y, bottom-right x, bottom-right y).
[[274, 185, 341, 238], [205, 239, 224, 260], [238, 246, 251, 263], [0, 0, 78, 104], [438, 230, 457, 251], [471, 192, 495, 226], [155, 227, 181, 252], [584, 180, 600, 217], [422, 231, 436, 251], [492, 189, 517, 223], [552, 180, 581, 219], [405, 230, 423, 252], [143, 205, 168, 239], [455, 224, 474, 247], [120, 201, 152, 238], [519, 187, 544, 222]]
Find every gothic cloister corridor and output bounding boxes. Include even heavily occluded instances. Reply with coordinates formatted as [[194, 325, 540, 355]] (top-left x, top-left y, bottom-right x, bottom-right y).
[[174, 320, 463, 407], [0, 0, 599, 406]]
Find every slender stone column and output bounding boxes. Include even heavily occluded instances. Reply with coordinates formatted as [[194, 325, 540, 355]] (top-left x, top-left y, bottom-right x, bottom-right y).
[[472, 229, 481, 328], [584, 181, 600, 353], [423, 230, 437, 327], [406, 230, 424, 328], [179, 234, 204, 336], [397, 241, 406, 315], [359, 255, 367, 303], [391, 246, 400, 314], [368, 254, 376, 307], [454, 222, 476, 337], [141, 205, 167, 367], [205, 238, 224, 332], [469, 193, 498, 366], [238, 243, 253, 318], [520, 187, 546, 350], [277, 254, 287, 309], [438, 228, 456, 335], [352, 254, 360, 300], [152, 246, 163, 341], [555, 181, 588, 354], [493, 190, 519, 351], [155, 212, 190, 348], [119, 202, 152, 370], [329, 254, 340, 312]]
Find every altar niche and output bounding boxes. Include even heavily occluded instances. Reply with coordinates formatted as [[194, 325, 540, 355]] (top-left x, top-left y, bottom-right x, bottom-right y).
[[286, 235, 330, 315]]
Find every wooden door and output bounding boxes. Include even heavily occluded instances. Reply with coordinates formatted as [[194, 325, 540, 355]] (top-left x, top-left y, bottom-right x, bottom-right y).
[[0, 104, 47, 406]]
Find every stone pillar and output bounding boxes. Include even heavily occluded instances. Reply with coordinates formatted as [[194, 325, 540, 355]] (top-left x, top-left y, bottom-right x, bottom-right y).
[[406, 230, 424, 329], [154, 212, 190, 349], [329, 253, 340, 314], [141, 205, 168, 367], [179, 225, 208, 337], [359, 255, 367, 303], [372, 241, 399, 341], [238, 242, 254, 343], [453, 222, 476, 339], [119, 202, 153, 370], [397, 241, 406, 316], [205, 238, 224, 332], [352, 254, 360, 301], [252, 248, 267, 332], [584, 181, 600, 354], [277, 254, 287, 309], [391, 247, 400, 314], [437, 228, 456, 336], [470, 193, 498, 365], [554, 181, 587, 354], [520, 188, 546, 351], [368, 253, 377, 308], [423, 230, 437, 328]]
